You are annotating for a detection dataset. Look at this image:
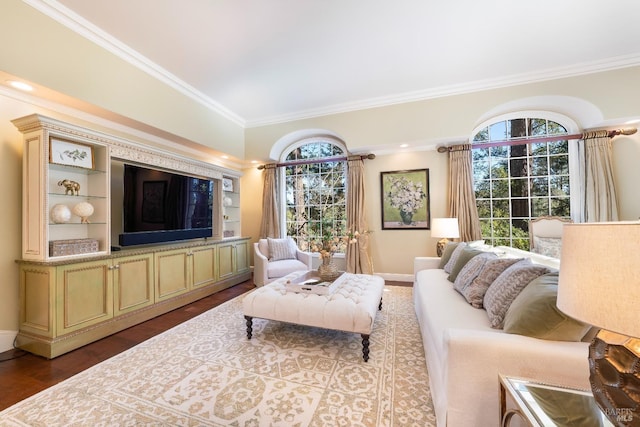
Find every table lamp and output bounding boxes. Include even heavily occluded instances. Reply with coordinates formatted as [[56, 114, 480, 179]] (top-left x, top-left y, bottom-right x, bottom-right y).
[[557, 221, 640, 426], [431, 218, 460, 257]]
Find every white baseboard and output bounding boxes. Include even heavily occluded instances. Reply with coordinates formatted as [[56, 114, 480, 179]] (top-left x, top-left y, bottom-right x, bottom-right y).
[[376, 273, 414, 283], [0, 330, 17, 353]]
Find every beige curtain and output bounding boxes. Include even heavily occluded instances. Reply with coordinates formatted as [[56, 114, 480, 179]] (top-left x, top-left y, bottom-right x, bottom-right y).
[[582, 131, 619, 222], [259, 164, 281, 238], [346, 156, 373, 274], [448, 144, 482, 241]]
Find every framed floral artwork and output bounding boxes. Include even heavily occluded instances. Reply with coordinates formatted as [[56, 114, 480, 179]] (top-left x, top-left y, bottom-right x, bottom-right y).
[[49, 138, 94, 169], [380, 169, 430, 229]]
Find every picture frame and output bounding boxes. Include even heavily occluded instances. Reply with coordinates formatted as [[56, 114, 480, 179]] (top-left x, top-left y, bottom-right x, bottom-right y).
[[49, 138, 94, 169], [222, 177, 234, 192], [380, 169, 430, 230]]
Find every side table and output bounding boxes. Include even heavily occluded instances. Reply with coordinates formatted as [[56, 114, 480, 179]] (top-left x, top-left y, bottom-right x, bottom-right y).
[[499, 375, 613, 427]]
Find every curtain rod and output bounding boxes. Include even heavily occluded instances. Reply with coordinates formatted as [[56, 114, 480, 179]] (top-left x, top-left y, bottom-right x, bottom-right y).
[[257, 153, 375, 170], [436, 127, 637, 153]]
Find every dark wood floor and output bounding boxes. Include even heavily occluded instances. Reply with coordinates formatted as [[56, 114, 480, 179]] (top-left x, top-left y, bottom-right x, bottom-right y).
[[0, 277, 410, 411]]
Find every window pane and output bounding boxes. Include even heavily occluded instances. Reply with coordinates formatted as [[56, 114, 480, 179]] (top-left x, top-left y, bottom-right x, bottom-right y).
[[490, 121, 507, 141], [549, 155, 569, 175], [531, 198, 550, 217], [531, 157, 548, 176], [511, 199, 529, 219], [477, 199, 492, 218], [510, 178, 529, 197], [551, 198, 570, 216], [492, 179, 509, 198], [491, 160, 508, 179], [492, 200, 509, 218], [530, 119, 547, 136], [550, 176, 570, 196], [531, 178, 549, 196]]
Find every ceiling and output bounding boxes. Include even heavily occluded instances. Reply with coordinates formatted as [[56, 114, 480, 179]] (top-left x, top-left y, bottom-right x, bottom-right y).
[[36, 0, 640, 127]]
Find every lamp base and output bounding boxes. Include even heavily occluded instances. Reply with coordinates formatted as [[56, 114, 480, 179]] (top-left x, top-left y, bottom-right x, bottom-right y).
[[589, 329, 640, 426], [436, 238, 450, 257]]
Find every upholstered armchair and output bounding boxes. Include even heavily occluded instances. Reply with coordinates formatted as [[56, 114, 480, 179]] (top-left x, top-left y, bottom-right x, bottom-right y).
[[529, 216, 572, 258], [253, 237, 313, 287]]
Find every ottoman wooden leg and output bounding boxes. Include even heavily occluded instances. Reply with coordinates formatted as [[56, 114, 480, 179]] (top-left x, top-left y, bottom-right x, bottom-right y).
[[245, 315, 253, 339], [361, 334, 370, 362], [379, 298, 382, 311]]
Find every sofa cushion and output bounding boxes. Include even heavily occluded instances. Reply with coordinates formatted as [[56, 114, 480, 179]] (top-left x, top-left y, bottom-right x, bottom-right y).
[[461, 257, 523, 308], [448, 247, 486, 282], [438, 242, 461, 269], [453, 252, 496, 294], [443, 242, 467, 273], [504, 272, 592, 341], [483, 260, 551, 328], [267, 259, 308, 278], [267, 237, 297, 261], [532, 236, 562, 259]]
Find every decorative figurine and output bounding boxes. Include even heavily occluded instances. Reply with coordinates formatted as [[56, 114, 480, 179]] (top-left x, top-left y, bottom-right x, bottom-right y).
[[58, 179, 81, 196]]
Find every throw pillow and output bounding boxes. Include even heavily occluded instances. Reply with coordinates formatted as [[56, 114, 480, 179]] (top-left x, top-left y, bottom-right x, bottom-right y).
[[533, 236, 563, 259], [453, 252, 497, 294], [504, 272, 591, 341], [267, 237, 297, 261], [448, 247, 484, 282], [438, 242, 461, 269], [443, 242, 467, 274], [483, 260, 551, 329], [461, 257, 523, 308]]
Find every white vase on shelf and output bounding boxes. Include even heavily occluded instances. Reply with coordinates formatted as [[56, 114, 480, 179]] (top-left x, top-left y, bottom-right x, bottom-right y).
[[72, 202, 94, 223], [50, 204, 72, 223]]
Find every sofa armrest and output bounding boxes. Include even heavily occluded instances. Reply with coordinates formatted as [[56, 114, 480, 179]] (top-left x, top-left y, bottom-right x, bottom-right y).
[[442, 328, 590, 427], [414, 257, 441, 277], [253, 243, 269, 286], [296, 248, 313, 269]]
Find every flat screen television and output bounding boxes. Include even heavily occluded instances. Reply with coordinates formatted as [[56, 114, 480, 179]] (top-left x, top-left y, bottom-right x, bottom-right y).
[[118, 163, 214, 246]]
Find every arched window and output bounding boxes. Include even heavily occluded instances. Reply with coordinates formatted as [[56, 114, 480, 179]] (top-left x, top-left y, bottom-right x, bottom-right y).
[[282, 138, 348, 252], [472, 114, 573, 249]]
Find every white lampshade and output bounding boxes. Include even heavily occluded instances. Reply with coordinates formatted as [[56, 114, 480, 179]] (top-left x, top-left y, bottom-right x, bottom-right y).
[[557, 221, 640, 337], [430, 218, 460, 239]]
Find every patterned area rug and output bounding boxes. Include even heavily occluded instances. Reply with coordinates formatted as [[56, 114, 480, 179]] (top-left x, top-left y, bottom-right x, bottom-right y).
[[0, 286, 435, 426]]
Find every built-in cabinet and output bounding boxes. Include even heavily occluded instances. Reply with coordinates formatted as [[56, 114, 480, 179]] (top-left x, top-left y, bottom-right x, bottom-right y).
[[16, 239, 250, 358], [13, 114, 251, 359]]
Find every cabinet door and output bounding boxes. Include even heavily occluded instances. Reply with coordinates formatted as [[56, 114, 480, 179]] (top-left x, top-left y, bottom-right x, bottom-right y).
[[217, 242, 235, 280], [19, 264, 56, 338], [191, 245, 216, 288], [56, 260, 113, 334], [235, 240, 250, 273], [113, 254, 154, 316], [155, 249, 190, 301]]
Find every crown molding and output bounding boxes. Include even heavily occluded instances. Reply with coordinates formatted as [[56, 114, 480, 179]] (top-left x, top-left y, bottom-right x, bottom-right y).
[[24, 0, 245, 127], [245, 53, 640, 128], [21, 1, 640, 130]]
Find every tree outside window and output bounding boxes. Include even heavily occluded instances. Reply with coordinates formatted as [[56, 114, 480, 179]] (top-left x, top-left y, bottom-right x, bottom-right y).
[[473, 117, 570, 249], [284, 140, 347, 252]]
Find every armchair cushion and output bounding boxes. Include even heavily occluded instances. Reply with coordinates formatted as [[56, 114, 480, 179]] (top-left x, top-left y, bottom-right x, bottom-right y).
[[268, 259, 309, 279], [267, 237, 297, 261]]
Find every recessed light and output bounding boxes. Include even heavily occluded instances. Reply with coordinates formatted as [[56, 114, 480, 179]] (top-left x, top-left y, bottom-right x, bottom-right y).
[[7, 80, 34, 92], [221, 155, 229, 159], [400, 144, 409, 148]]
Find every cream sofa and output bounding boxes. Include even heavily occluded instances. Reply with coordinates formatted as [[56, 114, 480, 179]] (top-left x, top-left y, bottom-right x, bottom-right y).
[[413, 246, 591, 427]]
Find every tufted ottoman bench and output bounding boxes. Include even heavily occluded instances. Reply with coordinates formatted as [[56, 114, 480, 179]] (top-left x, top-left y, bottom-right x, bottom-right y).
[[242, 272, 385, 361]]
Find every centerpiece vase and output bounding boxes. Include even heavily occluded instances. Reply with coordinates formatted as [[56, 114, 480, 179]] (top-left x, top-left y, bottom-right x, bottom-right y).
[[399, 210, 413, 225], [317, 254, 340, 282]]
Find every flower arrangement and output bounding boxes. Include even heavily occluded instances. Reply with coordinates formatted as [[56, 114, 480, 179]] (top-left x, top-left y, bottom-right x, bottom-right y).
[[386, 176, 427, 215], [310, 230, 366, 259]]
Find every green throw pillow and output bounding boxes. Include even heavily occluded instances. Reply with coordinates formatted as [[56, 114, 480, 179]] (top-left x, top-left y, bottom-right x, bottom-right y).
[[438, 242, 460, 269], [503, 272, 591, 341], [447, 247, 483, 282]]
